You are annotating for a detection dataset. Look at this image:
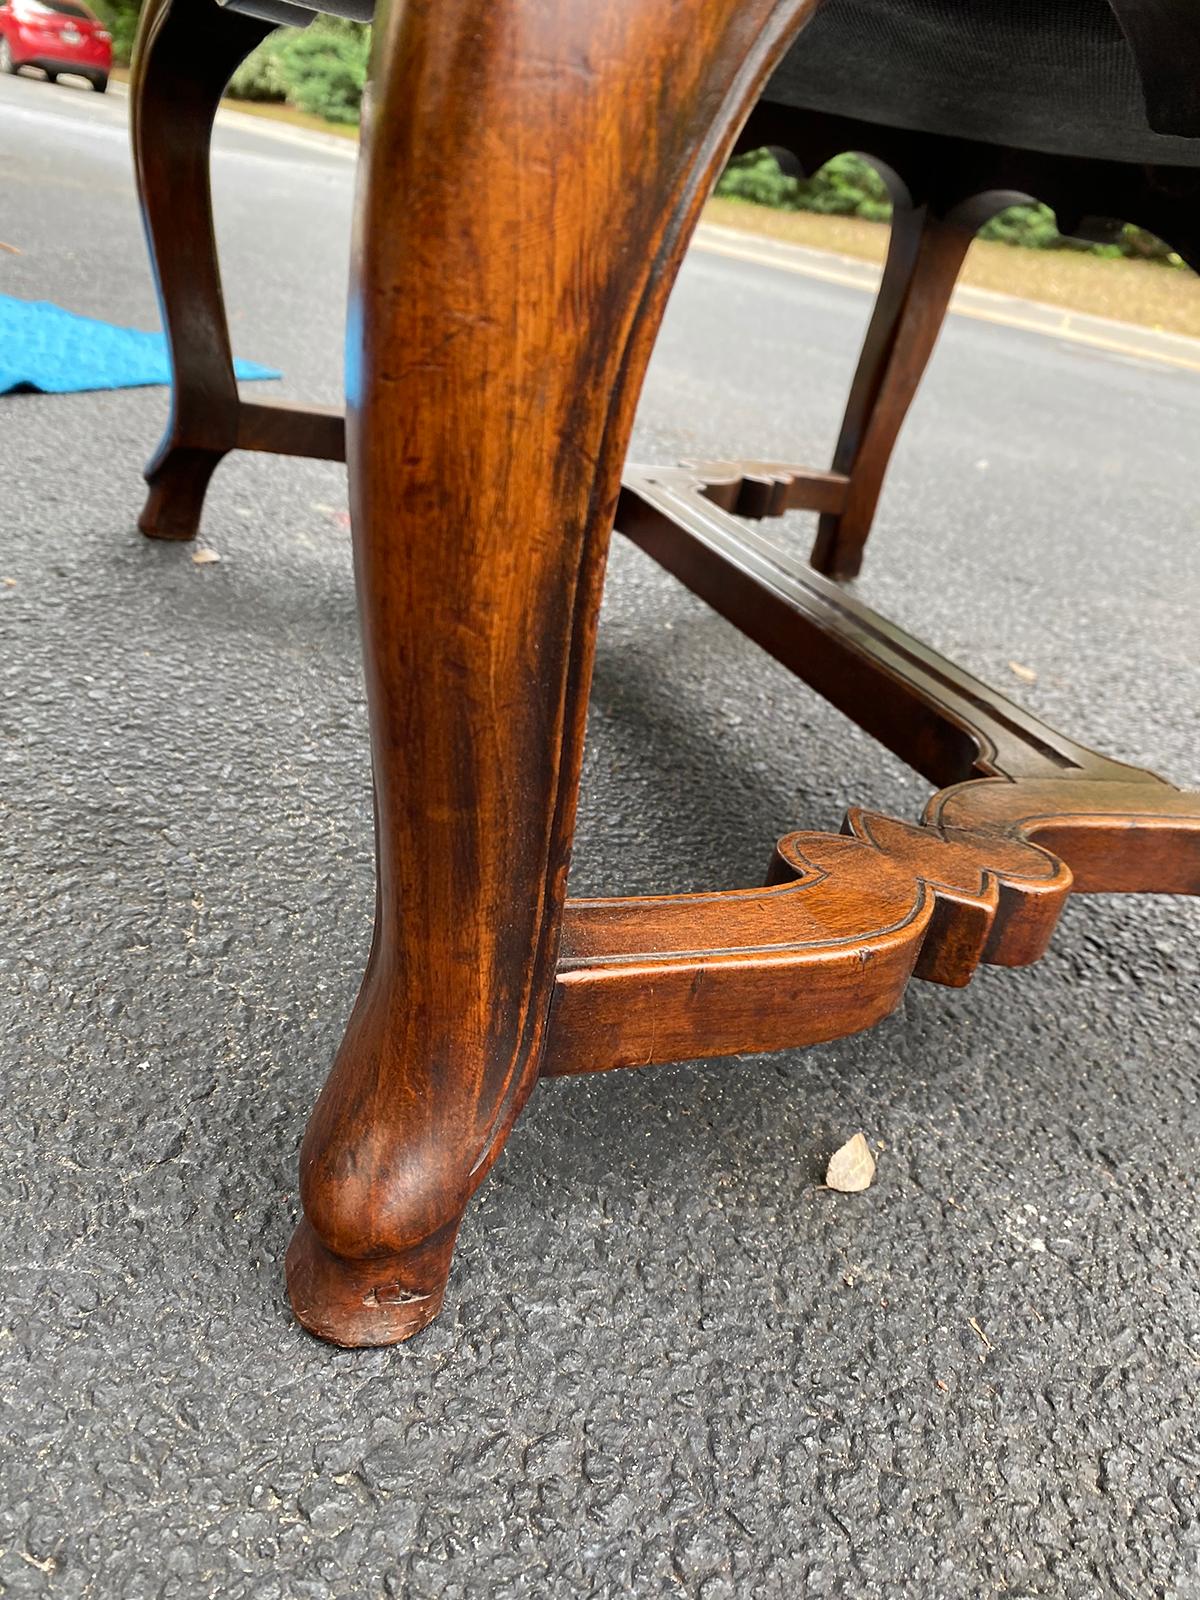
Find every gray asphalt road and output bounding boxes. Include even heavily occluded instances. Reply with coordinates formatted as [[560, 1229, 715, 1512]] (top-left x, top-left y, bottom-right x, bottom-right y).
[[2, 70, 1200, 1600]]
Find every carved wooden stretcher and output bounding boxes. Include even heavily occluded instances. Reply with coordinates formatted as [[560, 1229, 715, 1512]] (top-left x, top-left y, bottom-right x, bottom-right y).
[[130, 0, 1200, 1345]]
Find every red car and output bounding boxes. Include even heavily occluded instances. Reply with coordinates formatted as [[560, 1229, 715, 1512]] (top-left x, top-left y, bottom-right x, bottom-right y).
[[0, 0, 111, 92]]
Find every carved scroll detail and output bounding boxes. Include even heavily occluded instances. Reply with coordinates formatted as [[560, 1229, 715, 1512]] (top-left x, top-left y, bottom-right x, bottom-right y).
[[546, 774, 1200, 1078], [544, 459, 1200, 1079], [926, 778, 1200, 897]]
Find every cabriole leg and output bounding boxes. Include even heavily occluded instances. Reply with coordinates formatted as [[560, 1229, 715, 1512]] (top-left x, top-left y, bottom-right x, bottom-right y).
[[130, 0, 272, 540], [810, 196, 975, 579], [284, 0, 823, 1346]]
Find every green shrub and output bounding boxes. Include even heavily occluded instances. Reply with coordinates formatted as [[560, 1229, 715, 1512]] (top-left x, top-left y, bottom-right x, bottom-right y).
[[715, 148, 804, 209], [274, 24, 369, 124], [716, 149, 890, 221], [227, 34, 289, 103], [978, 203, 1062, 250], [796, 152, 891, 221], [87, 2, 372, 127], [717, 149, 1183, 266]]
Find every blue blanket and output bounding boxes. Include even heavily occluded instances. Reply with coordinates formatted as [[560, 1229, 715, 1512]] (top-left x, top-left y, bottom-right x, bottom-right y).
[[0, 294, 280, 395]]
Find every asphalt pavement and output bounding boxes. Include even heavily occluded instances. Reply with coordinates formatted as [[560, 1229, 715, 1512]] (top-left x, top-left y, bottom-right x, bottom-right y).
[[2, 69, 1199, 1600]]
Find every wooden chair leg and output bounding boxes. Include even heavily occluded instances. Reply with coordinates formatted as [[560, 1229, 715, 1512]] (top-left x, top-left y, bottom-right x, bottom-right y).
[[130, 0, 273, 540], [283, 0, 824, 1347], [810, 197, 975, 580]]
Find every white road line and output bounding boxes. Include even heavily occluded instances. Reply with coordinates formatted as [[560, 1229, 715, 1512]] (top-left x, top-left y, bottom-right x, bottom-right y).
[[0, 80, 355, 166]]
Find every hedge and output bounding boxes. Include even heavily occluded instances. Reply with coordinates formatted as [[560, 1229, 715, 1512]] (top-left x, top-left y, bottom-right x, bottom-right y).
[[227, 21, 369, 125], [89, 1, 370, 128], [715, 148, 1182, 265]]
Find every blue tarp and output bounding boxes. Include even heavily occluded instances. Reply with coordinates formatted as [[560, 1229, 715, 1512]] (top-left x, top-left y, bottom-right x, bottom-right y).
[[0, 295, 280, 395]]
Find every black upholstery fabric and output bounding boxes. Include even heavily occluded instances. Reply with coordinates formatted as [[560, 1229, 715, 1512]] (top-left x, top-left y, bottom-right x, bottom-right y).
[[224, 0, 1199, 165], [764, 0, 1200, 165]]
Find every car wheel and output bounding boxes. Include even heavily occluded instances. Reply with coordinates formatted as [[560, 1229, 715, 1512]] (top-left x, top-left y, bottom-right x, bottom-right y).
[[0, 39, 19, 74], [92, 72, 108, 93]]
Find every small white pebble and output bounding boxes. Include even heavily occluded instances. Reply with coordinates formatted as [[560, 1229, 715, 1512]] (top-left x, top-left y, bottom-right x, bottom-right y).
[[825, 1132, 876, 1193]]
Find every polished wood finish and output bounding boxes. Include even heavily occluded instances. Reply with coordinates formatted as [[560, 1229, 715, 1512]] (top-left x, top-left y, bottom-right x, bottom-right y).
[[701, 460, 848, 517], [131, 0, 353, 534], [236, 400, 346, 462], [547, 762, 1200, 1078], [617, 463, 1145, 788], [283, 0, 826, 1348], [129, 0, 1200, 1349], [810, 200, 977, 579], [546, 811, 1072, 1075], [534, 460, 1199, 1080], [928, 777, 1200, 897], [130, 0, 274, 539]]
